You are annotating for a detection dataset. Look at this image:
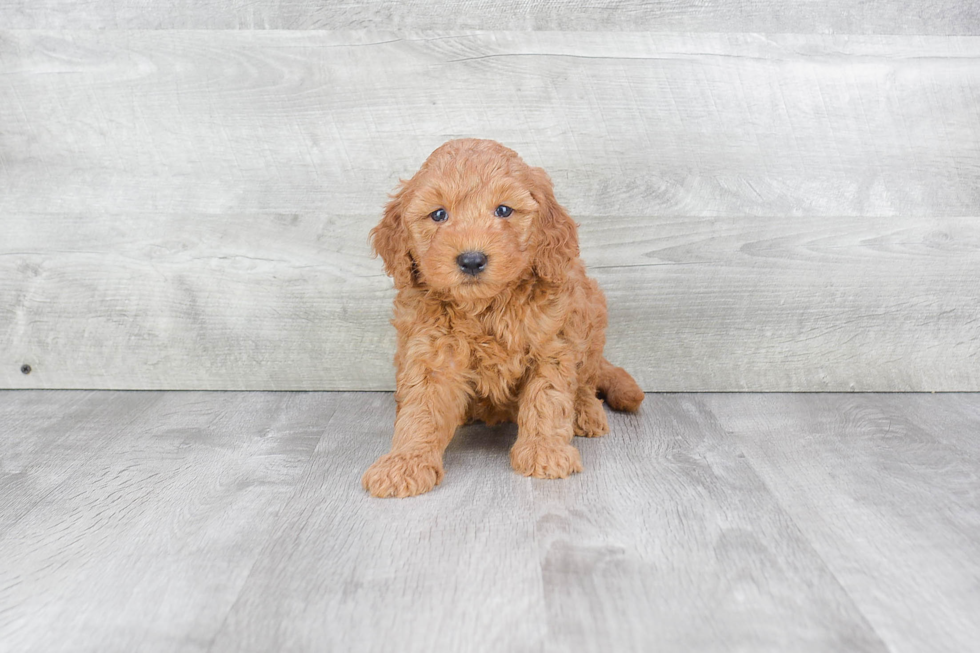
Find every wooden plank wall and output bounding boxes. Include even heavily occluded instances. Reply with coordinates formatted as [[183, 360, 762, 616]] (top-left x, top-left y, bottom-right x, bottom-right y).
[[1, 5, 978, 391]]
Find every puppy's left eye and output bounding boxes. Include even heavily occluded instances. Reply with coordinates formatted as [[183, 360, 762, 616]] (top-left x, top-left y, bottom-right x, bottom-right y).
[[494, 205, 513, 218]]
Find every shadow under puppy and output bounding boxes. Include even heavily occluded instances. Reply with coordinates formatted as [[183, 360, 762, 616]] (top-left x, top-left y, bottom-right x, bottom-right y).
[[364, 139, 643, 498]]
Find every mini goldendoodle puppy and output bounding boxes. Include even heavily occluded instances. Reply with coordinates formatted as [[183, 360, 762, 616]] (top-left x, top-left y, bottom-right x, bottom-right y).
[[363, 138, 643, 498]]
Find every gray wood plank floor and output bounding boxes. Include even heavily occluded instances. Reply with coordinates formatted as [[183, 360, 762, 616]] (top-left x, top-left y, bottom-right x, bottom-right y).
[[1, 391, 977, 652]]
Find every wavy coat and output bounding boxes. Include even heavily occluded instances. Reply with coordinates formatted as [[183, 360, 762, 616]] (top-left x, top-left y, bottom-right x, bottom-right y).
[[363, 139, 643, 498]]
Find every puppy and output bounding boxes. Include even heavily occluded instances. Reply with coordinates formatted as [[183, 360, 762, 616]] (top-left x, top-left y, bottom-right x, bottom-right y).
[[363, 139, 643, 498]]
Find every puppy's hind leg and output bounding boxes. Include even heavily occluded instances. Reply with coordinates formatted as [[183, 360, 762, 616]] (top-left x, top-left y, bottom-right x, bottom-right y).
[[573, 385, 609, 437]]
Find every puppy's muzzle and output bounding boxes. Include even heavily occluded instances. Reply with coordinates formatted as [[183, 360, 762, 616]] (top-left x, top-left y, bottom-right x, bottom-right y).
[[456, 251, 488, 276]]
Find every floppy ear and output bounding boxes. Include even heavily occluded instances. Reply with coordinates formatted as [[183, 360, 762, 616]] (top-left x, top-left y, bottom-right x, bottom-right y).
[[370, 184, 416, 289], [528, 166, 579, 283]]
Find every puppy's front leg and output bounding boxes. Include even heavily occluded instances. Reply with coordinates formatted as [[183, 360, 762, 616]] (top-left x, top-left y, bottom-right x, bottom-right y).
[[511, 351, 583, 479], [362, 342, 470, 498]]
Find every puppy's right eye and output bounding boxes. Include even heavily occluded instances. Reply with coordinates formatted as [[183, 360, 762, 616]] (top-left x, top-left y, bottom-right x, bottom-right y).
[[430, 208, 448, 222]]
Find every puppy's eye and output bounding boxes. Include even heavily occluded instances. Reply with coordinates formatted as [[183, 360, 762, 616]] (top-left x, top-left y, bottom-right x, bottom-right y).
[[494, 205, 513, 218], [430, 208, 448, 222]]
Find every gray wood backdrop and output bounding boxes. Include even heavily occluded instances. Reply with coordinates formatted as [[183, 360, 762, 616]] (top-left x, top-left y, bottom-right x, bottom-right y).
[[1, 4, 979, 391]]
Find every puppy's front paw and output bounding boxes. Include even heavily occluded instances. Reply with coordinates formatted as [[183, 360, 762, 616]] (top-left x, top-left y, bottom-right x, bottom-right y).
[[362, 450, 444, 498], [510, 440, 583, 479]]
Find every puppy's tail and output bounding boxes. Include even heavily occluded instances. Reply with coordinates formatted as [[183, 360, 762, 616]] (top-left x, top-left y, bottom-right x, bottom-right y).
[[597, 358, 644, 412]]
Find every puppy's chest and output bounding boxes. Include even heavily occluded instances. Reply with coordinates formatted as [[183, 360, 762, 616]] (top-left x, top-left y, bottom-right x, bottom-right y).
[[455, 313, 532, 396]]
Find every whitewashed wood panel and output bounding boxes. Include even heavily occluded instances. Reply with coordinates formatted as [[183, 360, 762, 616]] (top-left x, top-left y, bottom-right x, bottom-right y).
[[2, 211, 978, 391], [590, 214, 980, 392], [2, 31, 979, 219], [0, 212, 397, 391], [1, 0, 978, 33], [3, 30, 979, 390]]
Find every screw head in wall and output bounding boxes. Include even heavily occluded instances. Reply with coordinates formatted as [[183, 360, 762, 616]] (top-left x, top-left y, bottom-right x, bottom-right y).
[[20, 364, 32, 375]]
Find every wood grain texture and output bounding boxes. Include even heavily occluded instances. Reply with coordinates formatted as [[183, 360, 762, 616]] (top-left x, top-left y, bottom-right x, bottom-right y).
[[0, 391, 157, 531], [208, 395, 548, 653], [2, 212, 978, 391], [1, 0, 978, 33], [703, 393, 980, 653], [531, 395, 886, 652], [0, 212, 397, 391], [0, 391, 328, 653], [12, 391, 978, 651], [3, 30, 980, 391], [594, 214, 980, 392], [3, 31, 979, 219]]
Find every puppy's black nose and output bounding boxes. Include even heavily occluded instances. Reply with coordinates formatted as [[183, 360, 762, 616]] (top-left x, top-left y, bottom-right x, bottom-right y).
[[456, 251, 488, 276]]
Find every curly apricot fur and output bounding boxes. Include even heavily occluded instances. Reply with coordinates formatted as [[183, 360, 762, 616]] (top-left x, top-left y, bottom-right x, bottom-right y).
[[364, 139, 643, 498]]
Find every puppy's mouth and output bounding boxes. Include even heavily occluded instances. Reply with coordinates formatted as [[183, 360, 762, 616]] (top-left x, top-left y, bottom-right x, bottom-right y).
[[457, 276, 492, 293], [452, 273, 501, 299]]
